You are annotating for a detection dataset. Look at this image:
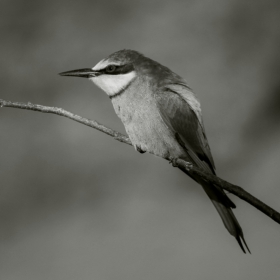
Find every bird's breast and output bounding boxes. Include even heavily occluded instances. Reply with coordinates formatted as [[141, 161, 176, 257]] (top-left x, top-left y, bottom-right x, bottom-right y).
[[111, 82, 185, 159]]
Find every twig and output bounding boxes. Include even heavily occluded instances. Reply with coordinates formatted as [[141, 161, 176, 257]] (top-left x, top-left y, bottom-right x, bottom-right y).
[[1, 98, 280, 224], [0, 99, 131, 145]]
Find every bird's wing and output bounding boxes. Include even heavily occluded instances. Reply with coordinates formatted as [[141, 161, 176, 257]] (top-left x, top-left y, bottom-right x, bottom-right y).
[[155, 83, 252, 253], [156, 83, 215, 174]]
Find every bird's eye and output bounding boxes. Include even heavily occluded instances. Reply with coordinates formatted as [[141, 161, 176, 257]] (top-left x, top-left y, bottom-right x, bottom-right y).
[[106, 65, 117, 73]]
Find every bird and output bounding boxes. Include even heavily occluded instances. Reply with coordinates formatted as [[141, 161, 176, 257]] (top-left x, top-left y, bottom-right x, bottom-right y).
[[59, 49, 250, 253]]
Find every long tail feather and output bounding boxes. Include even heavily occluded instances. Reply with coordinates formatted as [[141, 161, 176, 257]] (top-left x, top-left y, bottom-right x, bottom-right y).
[[201, 181, 250, 253], [179, 165, 250, 253]]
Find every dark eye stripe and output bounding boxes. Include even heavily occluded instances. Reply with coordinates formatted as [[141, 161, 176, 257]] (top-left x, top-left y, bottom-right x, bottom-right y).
[[98, 63, 134, 75]]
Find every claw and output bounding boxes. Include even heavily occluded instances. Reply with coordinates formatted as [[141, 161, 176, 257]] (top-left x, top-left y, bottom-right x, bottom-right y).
[[136, 145, 146, 154], [168, 157, 177, 166]]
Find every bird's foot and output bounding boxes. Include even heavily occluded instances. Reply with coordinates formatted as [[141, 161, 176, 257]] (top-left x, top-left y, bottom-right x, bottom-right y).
[[168, 157, 176, 166], [169, 158, 193, 170], [171, 158, 193, 171], [135, 145, 146, 154]]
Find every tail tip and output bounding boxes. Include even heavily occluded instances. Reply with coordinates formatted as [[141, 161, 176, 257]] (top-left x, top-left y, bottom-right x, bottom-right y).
[[236, 235, 251, 254]]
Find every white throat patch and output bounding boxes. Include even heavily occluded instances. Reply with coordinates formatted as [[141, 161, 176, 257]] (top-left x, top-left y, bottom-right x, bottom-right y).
[[90, 71, 136, 97]]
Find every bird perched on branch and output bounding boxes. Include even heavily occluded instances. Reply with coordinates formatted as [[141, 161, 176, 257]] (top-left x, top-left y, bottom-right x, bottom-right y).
[[60, 49, 250, 253]]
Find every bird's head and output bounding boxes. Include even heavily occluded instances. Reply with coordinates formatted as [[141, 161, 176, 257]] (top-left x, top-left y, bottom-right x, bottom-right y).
[[59, 50, 146, 98], [60, 49, 182, 98]]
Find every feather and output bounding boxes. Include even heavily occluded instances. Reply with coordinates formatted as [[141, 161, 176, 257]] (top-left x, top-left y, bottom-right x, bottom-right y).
[[155, 84, 250, 253]]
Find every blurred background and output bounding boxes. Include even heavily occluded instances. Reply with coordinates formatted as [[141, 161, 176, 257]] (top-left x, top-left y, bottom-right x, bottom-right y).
[[1, 0, 280, 279]]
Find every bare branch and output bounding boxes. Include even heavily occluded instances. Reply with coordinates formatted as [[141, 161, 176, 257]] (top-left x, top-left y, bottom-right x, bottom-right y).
[[0, 99, 131, 145], [1, 98, 280, 224]]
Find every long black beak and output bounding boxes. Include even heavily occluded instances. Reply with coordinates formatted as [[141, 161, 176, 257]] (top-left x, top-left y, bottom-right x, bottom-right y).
[[59, 68, 98, 78]]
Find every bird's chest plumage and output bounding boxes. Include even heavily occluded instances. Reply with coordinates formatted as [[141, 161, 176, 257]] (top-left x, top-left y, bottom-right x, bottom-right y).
[[111, 80, 184, 159]]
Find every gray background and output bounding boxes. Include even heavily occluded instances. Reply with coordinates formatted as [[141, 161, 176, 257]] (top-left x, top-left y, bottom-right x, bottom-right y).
[[1, 0, 280, 279]]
